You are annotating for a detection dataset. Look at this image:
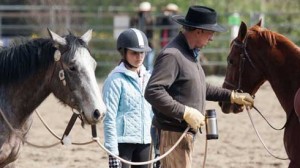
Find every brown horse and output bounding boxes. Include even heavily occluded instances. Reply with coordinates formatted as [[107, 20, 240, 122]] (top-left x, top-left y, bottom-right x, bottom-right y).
[[0, 29, 106, 167], [220, 20, 300, 168]]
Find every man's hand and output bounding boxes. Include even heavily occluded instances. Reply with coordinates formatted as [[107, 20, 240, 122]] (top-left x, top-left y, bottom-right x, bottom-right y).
[[230, 91, 254, 107], [183, 106, 205, 129]]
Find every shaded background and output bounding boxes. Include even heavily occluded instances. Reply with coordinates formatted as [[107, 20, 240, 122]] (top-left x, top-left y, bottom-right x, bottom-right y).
[[1, 0, 300, 77]]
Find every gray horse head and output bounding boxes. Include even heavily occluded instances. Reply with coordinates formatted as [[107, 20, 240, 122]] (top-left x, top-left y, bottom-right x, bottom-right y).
[[48, 29, 106, 124]]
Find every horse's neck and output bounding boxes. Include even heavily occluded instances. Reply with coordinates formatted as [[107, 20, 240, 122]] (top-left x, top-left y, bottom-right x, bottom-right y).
[[268, 82, 294, 113], [266, 52, 300, 114], [0, 68, 52, 127]]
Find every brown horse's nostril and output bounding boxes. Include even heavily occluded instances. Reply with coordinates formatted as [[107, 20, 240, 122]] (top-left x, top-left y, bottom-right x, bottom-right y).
[[218, 101, 223, 107], [93, 109, 100, 120]]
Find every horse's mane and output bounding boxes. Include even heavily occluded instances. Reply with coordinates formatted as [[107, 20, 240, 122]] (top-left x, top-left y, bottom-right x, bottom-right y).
[[0, 34, 88, 85], [0, 38, 55, 85], [250, 25, 297, 49]]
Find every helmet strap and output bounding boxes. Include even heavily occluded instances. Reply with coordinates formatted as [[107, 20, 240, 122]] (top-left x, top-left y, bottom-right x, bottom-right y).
[[122, 59, 139, 69], [119, 48, 138, 68], [119, 48, 139, 69]]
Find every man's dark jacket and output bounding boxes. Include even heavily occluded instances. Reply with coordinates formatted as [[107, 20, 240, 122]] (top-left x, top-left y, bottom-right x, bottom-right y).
[[145, 32, 231, 133]]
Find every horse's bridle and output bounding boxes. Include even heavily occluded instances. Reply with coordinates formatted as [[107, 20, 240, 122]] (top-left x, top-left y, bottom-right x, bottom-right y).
[[48, 47, 98, 143], [49, 47, 69, 87], [223, 34, 291, 160], [224, 35, 258, 91], [223, 35, 289, 126]]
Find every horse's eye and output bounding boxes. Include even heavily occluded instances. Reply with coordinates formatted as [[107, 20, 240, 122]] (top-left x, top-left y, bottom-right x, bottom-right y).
[[227, 57, 233, 65], [69, 66, 76, 71]]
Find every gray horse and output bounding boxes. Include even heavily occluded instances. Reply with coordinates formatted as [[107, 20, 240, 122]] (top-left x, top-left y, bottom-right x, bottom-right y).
[[0, 29, 106, 167]]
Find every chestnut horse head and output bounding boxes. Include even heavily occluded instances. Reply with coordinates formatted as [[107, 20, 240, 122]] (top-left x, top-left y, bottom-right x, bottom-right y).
[[220, 20, 300, 167], [221, 20, 300, 114]]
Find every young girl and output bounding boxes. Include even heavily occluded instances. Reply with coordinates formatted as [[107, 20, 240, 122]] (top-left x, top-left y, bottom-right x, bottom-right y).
[[103, 28, 153, 168]]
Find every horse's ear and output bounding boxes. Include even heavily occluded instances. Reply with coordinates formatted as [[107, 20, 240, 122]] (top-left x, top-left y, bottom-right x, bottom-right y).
[[81, 29, 93, 45], [67, 29, 74, 35], [256, 19, 262, 27], [47, 28, 67, 46], [237, 21, 247, 41]]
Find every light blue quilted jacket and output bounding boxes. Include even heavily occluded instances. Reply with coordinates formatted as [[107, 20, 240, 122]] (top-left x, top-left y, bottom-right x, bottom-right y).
[[102, 62, 153, 155]]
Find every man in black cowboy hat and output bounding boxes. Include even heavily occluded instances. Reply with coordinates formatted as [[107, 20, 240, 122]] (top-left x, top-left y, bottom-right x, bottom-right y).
[[145, 6, 254, 168]]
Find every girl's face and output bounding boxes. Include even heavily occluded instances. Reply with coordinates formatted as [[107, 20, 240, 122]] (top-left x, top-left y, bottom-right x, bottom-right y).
[[126, 49, 146, 68]]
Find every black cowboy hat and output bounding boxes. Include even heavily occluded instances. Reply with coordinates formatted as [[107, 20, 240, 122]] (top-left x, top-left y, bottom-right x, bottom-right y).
[[172, 6, 226, 32]]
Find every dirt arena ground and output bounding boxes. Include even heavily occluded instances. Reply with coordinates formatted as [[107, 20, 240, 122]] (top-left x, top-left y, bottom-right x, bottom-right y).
[[16, 77, 290, 168]]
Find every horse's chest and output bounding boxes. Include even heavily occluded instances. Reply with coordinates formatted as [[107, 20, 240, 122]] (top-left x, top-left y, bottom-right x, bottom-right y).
[[294, 88, 300, 119]]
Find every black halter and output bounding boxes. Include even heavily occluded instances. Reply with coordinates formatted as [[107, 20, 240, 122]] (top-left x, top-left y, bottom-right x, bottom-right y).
[[49, 46, 98, 144], [224, 35, 258, 91], [225, 35, 290, 130]]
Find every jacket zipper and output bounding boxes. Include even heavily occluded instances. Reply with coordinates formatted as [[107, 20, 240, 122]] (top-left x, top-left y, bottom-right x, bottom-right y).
[[141, 74, 145, 143]]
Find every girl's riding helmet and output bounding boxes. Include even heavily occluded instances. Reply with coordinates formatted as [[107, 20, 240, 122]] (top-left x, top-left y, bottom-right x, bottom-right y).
[[117, 28, 152, 53]]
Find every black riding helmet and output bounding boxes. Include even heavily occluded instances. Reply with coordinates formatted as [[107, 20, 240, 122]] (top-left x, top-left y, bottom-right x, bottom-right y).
[[117, 28, 152, 68], [117, 28, 152, 53]]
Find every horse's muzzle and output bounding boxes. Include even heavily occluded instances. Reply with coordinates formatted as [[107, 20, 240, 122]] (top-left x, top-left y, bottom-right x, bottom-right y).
[[220, 102, 244, 114]]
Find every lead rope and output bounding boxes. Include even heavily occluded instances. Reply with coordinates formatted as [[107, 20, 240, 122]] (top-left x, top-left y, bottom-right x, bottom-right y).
[[35, 109, 94, 145], [34, 109, 61, 140], [92, 126, 209, 167], [0, 106, 94, 148], [36, 110, 210, 166], [37, 109, 210, 167], [1, 106, 210, 166], [92, 127, 189, 166], [246, 107, 288, 160], [0, 107, 60, 148], [202, 137, 208, 168]]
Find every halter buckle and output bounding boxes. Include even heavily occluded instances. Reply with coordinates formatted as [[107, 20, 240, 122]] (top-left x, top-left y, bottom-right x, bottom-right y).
[[59, 70, 66, 86], [54, 50, 61, 62]]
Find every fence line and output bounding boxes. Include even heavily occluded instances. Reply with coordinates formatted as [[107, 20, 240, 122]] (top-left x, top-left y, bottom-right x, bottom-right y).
[[1, 5, 300, 75]]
